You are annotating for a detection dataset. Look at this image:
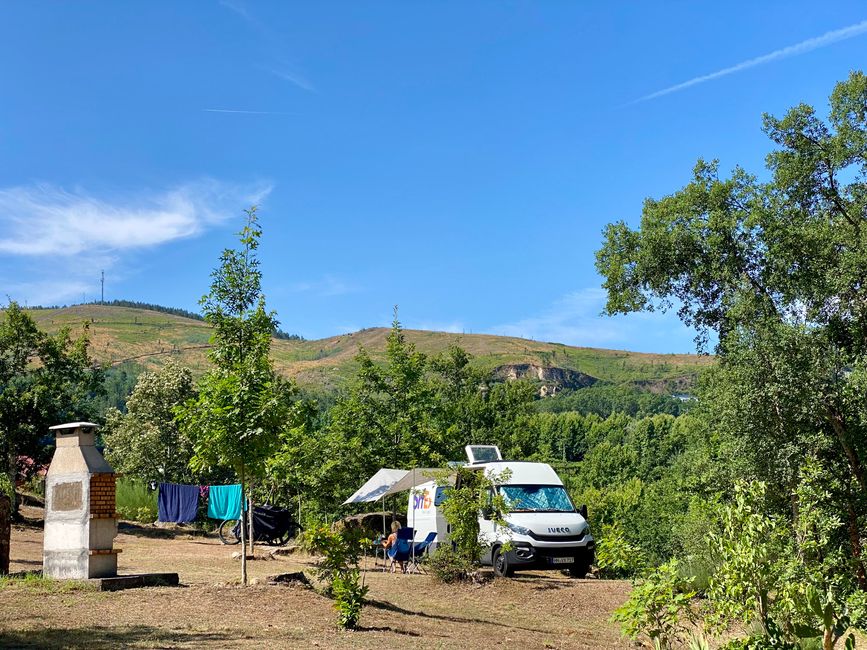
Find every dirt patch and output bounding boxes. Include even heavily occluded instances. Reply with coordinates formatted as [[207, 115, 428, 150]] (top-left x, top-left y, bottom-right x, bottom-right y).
[[2, 522, 633, 649]]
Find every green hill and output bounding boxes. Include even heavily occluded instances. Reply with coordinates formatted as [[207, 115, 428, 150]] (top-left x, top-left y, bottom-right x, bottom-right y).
[[23, 304, 713, 393]]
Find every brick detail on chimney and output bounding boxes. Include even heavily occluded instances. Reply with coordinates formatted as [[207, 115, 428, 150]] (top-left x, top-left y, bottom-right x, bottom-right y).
[[89, 473, 116, 517]]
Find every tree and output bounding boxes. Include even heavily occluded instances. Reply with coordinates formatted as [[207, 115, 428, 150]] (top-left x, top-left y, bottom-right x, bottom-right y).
[[102, 360, 198, 485], [0, 301, 102, 575], [0, 301, 103, 503], [177, 207, 301, 585], [596, 71, 867, 587]]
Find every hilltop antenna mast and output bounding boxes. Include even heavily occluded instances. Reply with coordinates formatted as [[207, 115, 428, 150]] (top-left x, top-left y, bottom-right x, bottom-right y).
[[100, 270, 104, 303]]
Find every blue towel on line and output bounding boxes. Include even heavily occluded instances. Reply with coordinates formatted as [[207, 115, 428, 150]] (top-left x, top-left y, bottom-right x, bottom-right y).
[[208, 484, 244, 520], [158, 483, 199, 523]]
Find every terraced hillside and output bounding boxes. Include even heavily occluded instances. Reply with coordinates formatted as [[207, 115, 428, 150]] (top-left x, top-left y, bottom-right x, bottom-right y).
[[23, 304, 714, 393]]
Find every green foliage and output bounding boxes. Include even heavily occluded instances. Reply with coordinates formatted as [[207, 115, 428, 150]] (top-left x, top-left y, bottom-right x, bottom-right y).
[[318, 314, 535, 515], [612, 559, 696, 649], [0, 300, 103, 489], [0, 474, 12, 500], [596, 522, 646, 579], [426, 546, 476, 584], [102, 360, 198, 485], [537, 383, 690, 419], [331, 568, 368, 630], [305, 524, 370, 629], [177, 208, 303, 483], [435, 467, 510, 580], [115, 479, 158, 522]]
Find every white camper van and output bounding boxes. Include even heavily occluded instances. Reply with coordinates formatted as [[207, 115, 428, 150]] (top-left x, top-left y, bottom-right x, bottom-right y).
[[407, 445, 594, 578]]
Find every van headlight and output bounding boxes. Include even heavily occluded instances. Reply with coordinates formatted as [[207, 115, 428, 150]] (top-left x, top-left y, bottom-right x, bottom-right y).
[[506, 522, 531, 535]]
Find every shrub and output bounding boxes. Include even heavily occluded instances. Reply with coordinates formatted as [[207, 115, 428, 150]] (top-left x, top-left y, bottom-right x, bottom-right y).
[[596, 522, 646, 578], [612, 559, 696, 649], [426, 546, 476, 584], [305, 524, 371, 629], [332, 568, 368, 630], [115, 479, 157, 522]]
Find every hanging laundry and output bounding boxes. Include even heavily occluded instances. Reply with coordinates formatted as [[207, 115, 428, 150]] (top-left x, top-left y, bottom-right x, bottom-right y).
[[208, 484, 243, 520], [157, 483, 200, 523]]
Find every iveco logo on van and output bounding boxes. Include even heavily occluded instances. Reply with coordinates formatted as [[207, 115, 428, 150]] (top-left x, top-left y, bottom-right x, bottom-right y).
[[547, 527, 570, 534]]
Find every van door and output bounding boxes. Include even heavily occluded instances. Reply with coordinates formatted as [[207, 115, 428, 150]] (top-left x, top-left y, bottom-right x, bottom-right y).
[[478, 487, 498, 564]]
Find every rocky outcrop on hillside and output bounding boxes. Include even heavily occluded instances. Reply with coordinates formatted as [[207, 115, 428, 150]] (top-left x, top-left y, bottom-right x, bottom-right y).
[[493, 364, 597, 397]]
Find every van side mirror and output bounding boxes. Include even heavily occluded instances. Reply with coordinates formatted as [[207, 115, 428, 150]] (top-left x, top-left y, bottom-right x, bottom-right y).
[[481, 505, 494, 520], [579, 504, 588, 519]]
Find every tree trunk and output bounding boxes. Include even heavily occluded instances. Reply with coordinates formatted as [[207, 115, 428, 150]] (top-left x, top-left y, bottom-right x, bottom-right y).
[[0, 492, 10, 575], [240, 471, 247, 586], [247, 495, 254, 557]]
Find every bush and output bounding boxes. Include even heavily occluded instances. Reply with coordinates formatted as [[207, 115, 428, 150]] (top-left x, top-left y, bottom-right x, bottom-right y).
[[332, 568, 368, 629], [115, 479, 157, 522], [426, 546, 476, 583], [305, 524, 371, 629], [612, 559, 696, 649], [596, 522, 646, 578]]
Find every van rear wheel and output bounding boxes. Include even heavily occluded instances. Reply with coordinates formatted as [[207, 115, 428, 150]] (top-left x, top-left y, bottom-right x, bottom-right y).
[[568, 562, 590, 578], [493, 546, 513, 578]]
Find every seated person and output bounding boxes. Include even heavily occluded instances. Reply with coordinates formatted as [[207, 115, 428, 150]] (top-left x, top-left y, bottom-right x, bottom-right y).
[[381, 521, 406, 573]]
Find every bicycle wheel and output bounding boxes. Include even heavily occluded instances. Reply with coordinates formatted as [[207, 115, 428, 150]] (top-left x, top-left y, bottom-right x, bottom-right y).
[[218, 518, 242, 545]]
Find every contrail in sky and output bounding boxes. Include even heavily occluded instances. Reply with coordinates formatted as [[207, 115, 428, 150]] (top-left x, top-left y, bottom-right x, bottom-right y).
[[633, 18, 867, 104], [202, 108, 292, 115]]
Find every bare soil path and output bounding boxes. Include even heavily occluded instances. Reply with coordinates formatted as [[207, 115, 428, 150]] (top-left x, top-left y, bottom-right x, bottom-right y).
[[1, 516, 632, 649]]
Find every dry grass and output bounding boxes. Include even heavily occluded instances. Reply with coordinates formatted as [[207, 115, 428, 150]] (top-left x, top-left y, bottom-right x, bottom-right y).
[[2, 520, 633, 649], [22, 305, 713, 392]]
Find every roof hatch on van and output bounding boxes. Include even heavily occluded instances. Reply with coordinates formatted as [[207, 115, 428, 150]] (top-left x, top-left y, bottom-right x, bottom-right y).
[[465, 445, 502, 464]]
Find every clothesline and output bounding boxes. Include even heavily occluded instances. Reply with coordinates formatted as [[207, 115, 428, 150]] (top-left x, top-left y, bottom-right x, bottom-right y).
[[157, 482, 245, 524]]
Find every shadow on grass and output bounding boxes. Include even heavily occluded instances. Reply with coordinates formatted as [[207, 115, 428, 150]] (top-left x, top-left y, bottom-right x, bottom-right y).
[[355, 625, 422, 636], [366, 598, 552, 634], [117, 522, 210, 539], [0, 625, 238, 649]]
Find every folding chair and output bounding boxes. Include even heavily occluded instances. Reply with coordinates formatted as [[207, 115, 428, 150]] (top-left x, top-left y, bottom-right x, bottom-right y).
[[407, 531, 437, 574], [386, 527, 413, 573]]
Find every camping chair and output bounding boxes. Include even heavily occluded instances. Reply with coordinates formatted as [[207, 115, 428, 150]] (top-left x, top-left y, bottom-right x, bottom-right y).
[[386, 527, 413, 573], [407, 532, 436, 574]]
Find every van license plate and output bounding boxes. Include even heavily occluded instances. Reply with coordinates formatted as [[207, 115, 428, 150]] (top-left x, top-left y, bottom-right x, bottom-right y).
[[551, 557, 573, 565]]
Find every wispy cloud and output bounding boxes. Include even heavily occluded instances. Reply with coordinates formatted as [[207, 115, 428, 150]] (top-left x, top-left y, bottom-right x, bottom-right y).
[[490, 288, 698, 353], [633, 18, 867, 104], [219, 0, 315, 92], [288, 275, 358, 297], [267, 66, 315, 93], [0, 179, 271, 257], [410, 320, 465, 334], [203, 108, 293, 115]]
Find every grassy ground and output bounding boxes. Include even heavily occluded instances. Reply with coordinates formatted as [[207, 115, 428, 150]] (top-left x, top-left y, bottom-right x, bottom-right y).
[[2, 511, 633, 649]]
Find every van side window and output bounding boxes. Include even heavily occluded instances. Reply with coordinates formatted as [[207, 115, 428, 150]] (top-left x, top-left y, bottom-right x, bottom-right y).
[[434, 486, 450, 506]]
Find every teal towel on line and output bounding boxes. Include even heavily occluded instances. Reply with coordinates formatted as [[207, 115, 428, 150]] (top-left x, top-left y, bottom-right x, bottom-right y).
[[208, 484, 244, 520]]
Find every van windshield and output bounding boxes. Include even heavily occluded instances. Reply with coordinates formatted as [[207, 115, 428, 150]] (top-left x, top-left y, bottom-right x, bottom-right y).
[[499, 485, 574, 513]]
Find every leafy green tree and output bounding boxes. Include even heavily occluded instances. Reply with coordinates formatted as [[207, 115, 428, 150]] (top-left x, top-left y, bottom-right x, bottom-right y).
[[102, 360, 198, 484], [596, 71, 867, 584], [177, 207, 302, 585], [0, 301, 103, 502], [0, 301, 102, 575]]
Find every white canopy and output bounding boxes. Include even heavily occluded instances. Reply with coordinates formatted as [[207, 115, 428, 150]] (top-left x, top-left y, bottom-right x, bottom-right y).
[[342, 467, 449, 505], [342, 468, 408, 504], [381, 468, 445, 497]]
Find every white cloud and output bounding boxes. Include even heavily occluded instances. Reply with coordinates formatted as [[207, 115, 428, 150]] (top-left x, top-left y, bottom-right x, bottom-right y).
[[490, 288, 697, 352], [0, 179, 271, 257], [633, 18, 867, 103]]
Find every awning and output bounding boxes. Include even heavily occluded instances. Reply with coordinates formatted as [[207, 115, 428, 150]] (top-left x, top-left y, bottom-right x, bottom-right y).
[[342, 467, 452, 505], [342, 468, 408, 504], [381, 468, 447, 497]]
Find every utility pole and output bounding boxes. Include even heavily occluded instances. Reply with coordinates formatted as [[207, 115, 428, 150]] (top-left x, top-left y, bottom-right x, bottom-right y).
[[100, 270, 104, 303]]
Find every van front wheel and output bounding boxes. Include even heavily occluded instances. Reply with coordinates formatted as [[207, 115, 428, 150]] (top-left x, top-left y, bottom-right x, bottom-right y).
[[493, 547, 513, 578]]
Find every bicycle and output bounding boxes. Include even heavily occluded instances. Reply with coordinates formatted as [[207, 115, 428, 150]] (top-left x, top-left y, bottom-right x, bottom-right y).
[[218, 505, 302, 546]]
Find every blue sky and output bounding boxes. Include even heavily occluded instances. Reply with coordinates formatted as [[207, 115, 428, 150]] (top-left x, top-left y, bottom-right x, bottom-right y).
[[1, 2, 865, 353]]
